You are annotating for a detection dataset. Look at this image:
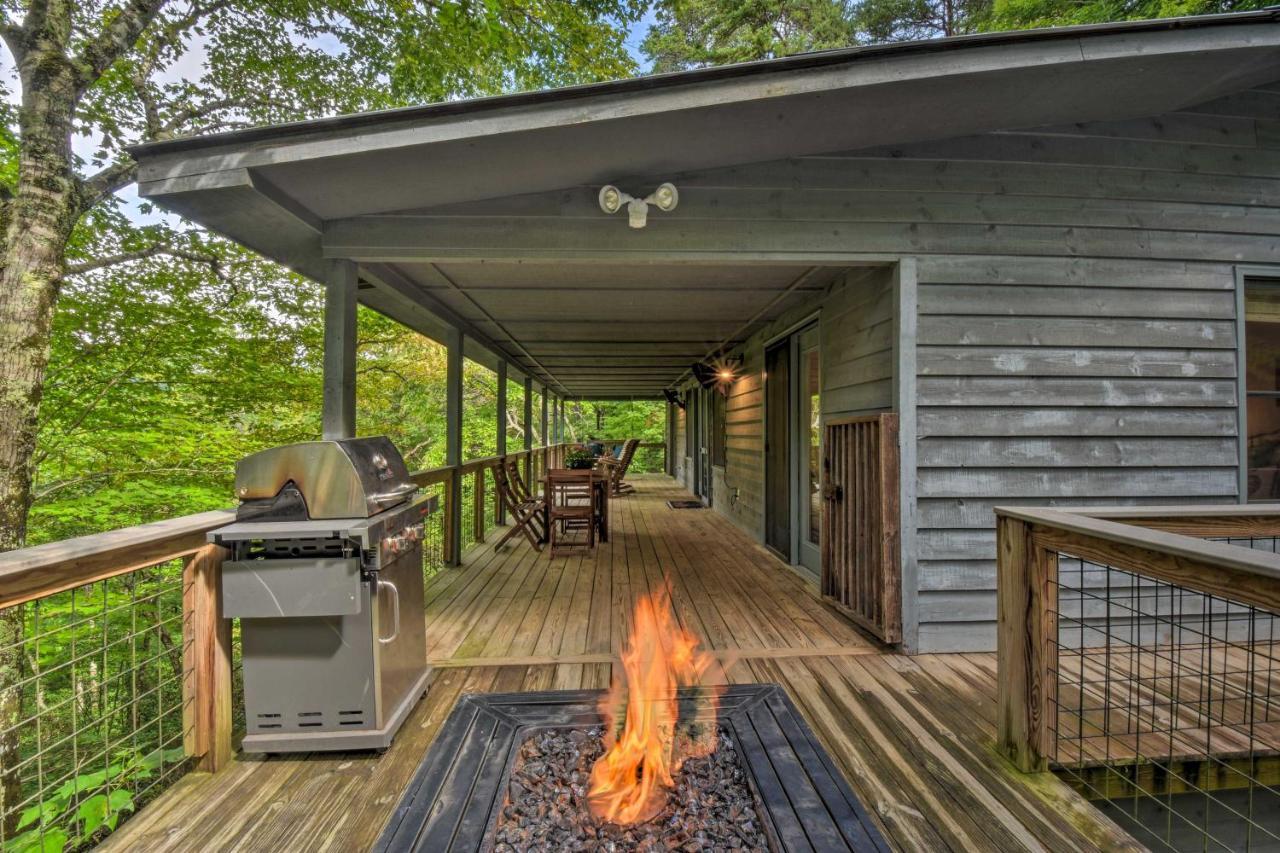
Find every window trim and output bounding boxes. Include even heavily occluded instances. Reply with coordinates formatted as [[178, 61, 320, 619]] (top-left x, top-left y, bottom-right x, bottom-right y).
[[1236, 265, 1280, 503]]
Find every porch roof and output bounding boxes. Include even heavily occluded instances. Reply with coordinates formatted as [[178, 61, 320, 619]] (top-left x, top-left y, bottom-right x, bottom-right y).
[[129, 10, 1280, 396]]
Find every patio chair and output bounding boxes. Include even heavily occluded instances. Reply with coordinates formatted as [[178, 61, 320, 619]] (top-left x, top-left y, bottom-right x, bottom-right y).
[[546, 469, 596, 555], [493, 459, 543, 552], [598, 438, 640, 496]]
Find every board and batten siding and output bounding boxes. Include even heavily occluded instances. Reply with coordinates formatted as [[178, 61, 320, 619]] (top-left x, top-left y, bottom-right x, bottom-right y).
[[714, 267, 897, 539]]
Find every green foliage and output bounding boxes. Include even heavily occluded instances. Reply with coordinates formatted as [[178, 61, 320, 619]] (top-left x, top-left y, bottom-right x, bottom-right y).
[[643, 0, 857, 71], [564, 447, 596, 469], [642, 0, 1270, 66], [6, 747, 186, 853], [981, 0, 1270, 30]]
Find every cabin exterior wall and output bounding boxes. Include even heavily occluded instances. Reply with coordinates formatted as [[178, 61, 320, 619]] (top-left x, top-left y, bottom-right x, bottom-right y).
[[671, 82, 1278, 652]]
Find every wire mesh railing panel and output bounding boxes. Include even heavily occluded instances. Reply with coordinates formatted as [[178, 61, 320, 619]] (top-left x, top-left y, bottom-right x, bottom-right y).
[[419, 482, 446, 579], [1051, 550, 1280, 852], [0, 561, 195, 851]]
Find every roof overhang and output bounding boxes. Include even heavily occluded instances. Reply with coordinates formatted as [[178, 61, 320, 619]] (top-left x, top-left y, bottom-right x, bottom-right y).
[[130, 11, 1280, 394]]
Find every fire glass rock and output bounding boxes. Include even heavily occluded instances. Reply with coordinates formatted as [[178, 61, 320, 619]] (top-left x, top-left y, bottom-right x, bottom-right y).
[[489, 727, 770, 852]]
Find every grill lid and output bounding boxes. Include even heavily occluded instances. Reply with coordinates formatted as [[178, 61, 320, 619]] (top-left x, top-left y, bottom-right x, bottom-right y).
[[234, 437, 417, 520]]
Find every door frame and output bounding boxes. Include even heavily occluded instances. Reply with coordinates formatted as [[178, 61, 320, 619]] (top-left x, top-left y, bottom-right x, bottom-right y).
[[763, 314, 822, 574], [791, 322, 822, 579]]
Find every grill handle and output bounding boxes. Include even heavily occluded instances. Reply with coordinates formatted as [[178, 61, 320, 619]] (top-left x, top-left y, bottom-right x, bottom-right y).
[[377, 580, 400, 644]]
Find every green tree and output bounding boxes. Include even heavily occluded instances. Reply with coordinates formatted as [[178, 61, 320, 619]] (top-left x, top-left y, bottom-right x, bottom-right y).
[[981, 0, 1268, 30], [643, 0, 856, 71], [0, 0, 643, 836]]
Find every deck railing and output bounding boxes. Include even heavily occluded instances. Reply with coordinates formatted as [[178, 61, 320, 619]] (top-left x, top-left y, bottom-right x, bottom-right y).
[[996, 505, 1280, 851], [0, 441, 577, 849]]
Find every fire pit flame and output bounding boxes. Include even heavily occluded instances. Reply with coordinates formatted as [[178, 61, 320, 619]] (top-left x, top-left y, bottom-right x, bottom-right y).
[[587, 582, 725, 825]]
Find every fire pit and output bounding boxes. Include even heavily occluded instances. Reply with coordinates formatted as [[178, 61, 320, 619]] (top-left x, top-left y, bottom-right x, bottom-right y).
[[377, 586, 888, 852], [375, 685, 888, 852]]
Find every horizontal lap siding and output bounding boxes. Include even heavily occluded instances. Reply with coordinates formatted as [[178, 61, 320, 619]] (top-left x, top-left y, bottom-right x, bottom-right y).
[[722, 348, 764, 535], [902, 83, 1280, 650]]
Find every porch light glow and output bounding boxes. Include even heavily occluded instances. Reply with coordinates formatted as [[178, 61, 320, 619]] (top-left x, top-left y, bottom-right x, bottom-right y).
[[598, 182, 679, 229]]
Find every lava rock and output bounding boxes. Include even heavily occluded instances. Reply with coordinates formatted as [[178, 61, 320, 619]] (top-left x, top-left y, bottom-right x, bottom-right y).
[[489, 728, 770, 852]]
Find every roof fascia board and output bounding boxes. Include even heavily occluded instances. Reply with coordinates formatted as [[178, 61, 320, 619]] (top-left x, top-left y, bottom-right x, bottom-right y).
[[134, 24, 1279, 185]]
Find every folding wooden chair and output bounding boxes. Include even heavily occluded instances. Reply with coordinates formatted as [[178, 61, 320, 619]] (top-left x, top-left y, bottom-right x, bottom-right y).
[[546, 469, 595, 556], [493, 459, 543, 552]]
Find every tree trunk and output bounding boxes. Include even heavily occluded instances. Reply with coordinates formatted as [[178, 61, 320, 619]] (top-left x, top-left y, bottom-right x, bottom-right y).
[[0, 40, 84, 837]]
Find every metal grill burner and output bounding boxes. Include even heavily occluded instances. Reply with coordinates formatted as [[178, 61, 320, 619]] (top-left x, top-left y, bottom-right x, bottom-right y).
[[209, 437, 435, 753], [376, 685, 889, 852]]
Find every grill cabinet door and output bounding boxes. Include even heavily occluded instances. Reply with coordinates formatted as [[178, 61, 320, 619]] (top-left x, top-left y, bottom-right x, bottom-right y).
[[821, 413, 902, 644]]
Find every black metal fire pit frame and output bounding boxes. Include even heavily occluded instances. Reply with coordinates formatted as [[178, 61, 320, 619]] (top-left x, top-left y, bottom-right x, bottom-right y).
[[374, 683, 889, 852]]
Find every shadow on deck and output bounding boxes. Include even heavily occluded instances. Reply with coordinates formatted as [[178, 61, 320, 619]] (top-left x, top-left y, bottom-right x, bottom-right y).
[[100, 476, 1134, 851]]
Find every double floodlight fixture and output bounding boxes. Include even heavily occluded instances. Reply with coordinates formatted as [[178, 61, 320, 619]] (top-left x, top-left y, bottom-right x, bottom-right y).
[[598, 182, 679, 228]]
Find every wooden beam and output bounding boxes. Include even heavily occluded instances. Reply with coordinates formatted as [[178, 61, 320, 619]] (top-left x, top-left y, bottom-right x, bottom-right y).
[[523, 376, 534, 484], [183, 544, 233, 773], [445, 326, 463, 566], [495, 360, 507, 525], [0, 510, 232, 610], [322, 258, 358, 439]]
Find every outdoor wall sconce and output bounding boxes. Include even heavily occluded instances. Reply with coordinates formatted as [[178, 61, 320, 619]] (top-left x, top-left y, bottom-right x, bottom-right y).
[[598, 182, 679, 228], [691, 356, 742, 392], [663, 388, 686, 409]]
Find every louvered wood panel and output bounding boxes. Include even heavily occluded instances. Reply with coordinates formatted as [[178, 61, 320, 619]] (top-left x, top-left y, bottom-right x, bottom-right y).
[[822, 413, 901, 644]]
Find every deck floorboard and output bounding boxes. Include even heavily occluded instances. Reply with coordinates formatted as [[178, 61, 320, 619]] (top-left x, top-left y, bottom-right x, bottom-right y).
[[100, 475, 1138, 852]]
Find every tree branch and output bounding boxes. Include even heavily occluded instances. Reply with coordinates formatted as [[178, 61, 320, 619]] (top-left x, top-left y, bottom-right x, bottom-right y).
[[79, 159, 138, 209], [73, 0, 172, 88], [64, 242, 224, 277]]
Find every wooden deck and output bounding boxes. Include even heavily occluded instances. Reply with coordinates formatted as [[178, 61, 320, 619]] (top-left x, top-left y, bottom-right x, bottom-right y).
[[101, 476, 1137, 852]]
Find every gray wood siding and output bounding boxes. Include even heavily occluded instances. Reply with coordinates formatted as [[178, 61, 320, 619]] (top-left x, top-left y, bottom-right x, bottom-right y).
[[899, 79, 1280, 649]]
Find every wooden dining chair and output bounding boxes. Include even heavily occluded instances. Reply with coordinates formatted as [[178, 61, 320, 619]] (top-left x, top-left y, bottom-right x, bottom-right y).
[[493, 459, 543, 552], [546, 469, 595, 555]]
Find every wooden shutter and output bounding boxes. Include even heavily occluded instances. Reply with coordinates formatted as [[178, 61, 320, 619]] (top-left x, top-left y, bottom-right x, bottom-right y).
[[821, 413, 901, 644]]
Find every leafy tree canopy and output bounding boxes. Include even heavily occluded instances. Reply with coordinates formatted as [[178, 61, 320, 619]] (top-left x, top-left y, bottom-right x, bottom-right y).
[[641, 0, 1270, 70]]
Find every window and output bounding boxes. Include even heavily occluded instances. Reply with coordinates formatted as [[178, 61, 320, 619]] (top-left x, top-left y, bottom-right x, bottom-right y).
[[1246, 279, 1280, 501]]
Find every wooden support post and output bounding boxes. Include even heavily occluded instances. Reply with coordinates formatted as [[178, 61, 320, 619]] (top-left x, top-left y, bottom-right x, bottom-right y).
[[183, 544, 232, 773], [996, 515, 1059, 772], [322, 259, 358, 440], [445, 326, 463, 566], [665, 403, 675, 476], [495, 361, 507, 525], [540, 388, 549, 458], [473, 469, 485, 543], [523, 376, 533, 485]]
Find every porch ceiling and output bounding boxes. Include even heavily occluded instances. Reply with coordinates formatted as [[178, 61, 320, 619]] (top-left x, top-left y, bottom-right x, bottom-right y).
[[384, 261, 844, 396]]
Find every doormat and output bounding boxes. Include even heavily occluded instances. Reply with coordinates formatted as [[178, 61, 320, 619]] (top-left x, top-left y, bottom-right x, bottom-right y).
[[667, 500, 705, 509]]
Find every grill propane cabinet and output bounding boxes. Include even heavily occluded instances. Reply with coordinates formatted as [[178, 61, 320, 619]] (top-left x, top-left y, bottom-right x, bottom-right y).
[[209, 438, 435, 753]]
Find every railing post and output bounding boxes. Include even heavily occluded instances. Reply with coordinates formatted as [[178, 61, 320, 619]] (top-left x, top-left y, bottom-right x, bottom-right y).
[[997, 515, 1058, 772], [441, 469, 457, 565], [473, 468, 485, 543], [183, 544, 232, 773]]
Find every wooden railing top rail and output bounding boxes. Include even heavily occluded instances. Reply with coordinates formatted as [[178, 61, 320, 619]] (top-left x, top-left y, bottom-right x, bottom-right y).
[[995, 505, 1280, 616], [0, 509, 234, 611]]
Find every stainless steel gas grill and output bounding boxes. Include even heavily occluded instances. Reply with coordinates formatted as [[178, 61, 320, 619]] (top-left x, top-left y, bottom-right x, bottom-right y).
[[208, 437, 434, 753]]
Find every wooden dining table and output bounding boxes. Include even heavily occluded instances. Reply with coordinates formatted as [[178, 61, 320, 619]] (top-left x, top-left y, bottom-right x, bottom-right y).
[[539, 468, 610, 544]]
